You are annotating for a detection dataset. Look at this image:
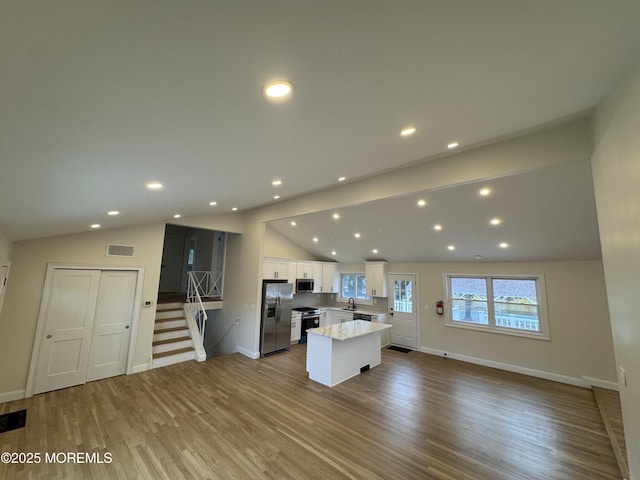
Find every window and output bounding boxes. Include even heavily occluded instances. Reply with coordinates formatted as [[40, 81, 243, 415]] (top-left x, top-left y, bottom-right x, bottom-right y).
[[444, 274, 548, 339], [339, 273, 371, 303]]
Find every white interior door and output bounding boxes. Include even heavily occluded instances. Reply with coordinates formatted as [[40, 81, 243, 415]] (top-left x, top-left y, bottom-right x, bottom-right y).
[[86, 271, 137, 382], [34, 269, 101, 394], [388, 274, 418, 348]]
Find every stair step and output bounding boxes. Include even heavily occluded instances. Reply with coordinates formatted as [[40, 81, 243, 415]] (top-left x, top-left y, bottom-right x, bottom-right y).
[[155, 316, 186, 323], [154, 326, 189, 335], [153, 336, 191, 346], [152, 347, 194, 359], [156, 308, 183, 313]]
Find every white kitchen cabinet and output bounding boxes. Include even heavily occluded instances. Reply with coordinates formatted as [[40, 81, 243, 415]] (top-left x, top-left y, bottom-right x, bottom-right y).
[[318, 310, 327, 327], [320, 263, 338, 293], [365, 261, 388, 297], [291, 312, 302, 343], [312, 263, 324, 293], [296, 262, 314, 279], [325, 310, 337, 326], [263, 257, 291, 280], [336, 311, 353, 324]]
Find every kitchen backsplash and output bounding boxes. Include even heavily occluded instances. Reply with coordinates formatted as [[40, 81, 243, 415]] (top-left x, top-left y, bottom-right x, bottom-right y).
[[293, 292, 388, 314]]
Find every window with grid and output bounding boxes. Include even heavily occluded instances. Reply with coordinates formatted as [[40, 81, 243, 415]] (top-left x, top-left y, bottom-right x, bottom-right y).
[[445, 274, 548, 339]]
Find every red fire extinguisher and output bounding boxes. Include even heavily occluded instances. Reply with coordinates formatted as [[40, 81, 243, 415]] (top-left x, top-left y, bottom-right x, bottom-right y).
[[436, 301, 444, 316]]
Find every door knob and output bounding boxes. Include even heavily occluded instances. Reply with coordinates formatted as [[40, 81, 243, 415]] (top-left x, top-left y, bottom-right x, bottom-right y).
[[125, 325, 130, 329], [46, 334, 52, 339]]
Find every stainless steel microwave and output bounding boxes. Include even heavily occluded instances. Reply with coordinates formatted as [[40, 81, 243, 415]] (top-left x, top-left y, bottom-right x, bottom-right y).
[[295, 278, 314, 292]]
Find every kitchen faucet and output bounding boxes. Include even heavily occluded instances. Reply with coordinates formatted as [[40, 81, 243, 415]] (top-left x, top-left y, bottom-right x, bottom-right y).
[[348, 297, 356, 310]]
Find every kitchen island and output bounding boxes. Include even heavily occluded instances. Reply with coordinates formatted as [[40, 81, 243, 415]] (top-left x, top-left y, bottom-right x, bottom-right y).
[[306, 320, 392, 387]]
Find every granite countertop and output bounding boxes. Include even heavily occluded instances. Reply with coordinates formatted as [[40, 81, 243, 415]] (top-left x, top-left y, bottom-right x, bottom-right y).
[[307, 319, 391, 341], [323, 307, 385, 316]]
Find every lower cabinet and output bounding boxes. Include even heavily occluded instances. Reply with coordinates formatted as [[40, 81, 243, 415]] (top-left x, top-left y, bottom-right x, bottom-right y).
[[291, 312, 302, 343]]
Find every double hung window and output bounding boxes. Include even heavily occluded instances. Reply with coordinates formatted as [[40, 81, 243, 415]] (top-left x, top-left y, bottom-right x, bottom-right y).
[[444, 274, 548, 339]]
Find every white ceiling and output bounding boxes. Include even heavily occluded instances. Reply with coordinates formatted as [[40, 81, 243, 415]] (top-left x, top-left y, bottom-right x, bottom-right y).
[[268, 160, 602, 263], [1, 1, 640, 252]]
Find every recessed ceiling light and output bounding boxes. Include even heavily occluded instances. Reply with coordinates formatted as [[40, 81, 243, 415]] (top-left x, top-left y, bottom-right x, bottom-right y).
[[473, 255, 483, 260], [290, 221, 297, 226], [107, 210, 119, 216], [263, 80, 294, 99], [499, 242, 509, 249], [313, 237, 319, 242], [447, 245, 455, 251], [232, 207, 238, 211], [338, 176, 346, 182], [146, 182, 164, 190], [331, 251, 337, 256], [400, 126, 417, 137], [479, 188, 491, 196], [173, 214, 182, 219], [90, 224, 101, 229], [209, 201, 218, 206], [447, 141, 459, 149], [417, 199, 427, 207], [434, 224, 443, 231], [273, 195, 280, 200], [372, 249, 379, 254], [490, 218, 501, 226], [354, 232, 361, 238], [333, 213, 340, 220], [272, 179, 282, 186]]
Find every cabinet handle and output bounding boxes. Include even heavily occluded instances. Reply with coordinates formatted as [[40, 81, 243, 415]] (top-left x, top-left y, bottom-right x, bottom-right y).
[[46, 334, 52, 339]]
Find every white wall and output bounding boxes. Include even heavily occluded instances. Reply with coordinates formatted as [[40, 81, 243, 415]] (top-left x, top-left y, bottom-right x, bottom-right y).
[[391, 261, 616, 385], [592, 57, 640, 478], [264, 225, 316, 260], [0, 222, 165, 400], [0, 228, 11, 261]]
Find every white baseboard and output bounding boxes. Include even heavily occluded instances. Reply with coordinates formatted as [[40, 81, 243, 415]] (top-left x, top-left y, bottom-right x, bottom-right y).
[[130, 363, 150, 374], [0, 389, 25, 404], [236, 346, 260, 359], [582, 376, 619, 391], [419, 347, 615, 389]]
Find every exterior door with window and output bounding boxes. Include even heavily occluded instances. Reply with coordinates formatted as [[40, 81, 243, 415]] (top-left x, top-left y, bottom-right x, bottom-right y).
[[388, 274, 418, 348]]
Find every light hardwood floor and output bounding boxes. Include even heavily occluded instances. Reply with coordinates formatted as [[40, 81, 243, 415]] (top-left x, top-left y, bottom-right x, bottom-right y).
[[0, 345, 621, 479]]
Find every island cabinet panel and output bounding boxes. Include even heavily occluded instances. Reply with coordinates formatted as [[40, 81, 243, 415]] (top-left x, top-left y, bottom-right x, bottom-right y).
[[306, 330, 380, 387], [306, 320, 392, 387]]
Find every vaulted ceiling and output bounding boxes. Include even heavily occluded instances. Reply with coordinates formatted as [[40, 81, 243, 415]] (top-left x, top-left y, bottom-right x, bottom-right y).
[[1, 1, 640, 263]]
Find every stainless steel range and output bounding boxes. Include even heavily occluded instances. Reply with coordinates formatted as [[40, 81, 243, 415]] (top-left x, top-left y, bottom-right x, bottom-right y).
[[292, 307, 320, 343]]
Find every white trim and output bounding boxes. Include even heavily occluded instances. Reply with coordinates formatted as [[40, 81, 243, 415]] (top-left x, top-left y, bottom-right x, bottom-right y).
[[419, 346, 615, 389], [130, 363, 151, 374], [581, 376, 619, 391], [236, 345, 260, 359], [184, 304, 207, 362], [443, 273, 550, 340], [25, 263, 145, 398], [0, 389, 25, 404]]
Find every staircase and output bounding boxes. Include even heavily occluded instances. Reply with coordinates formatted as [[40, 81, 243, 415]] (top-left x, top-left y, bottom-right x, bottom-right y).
[[152, 302, 196, 368]]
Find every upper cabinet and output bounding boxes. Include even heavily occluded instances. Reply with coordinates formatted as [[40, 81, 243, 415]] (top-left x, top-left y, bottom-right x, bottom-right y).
[[263, 257, 292, 280], [296, 262, 314, 279], [319, 263, 338, 294], [365, 261, 388, 297]]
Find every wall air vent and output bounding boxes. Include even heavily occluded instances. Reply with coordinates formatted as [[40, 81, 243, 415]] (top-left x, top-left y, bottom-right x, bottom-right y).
[[106, 244, 135, 257]]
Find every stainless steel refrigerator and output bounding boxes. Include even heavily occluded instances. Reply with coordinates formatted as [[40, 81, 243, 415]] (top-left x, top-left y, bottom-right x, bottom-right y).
[[260, 280, 293, 356]]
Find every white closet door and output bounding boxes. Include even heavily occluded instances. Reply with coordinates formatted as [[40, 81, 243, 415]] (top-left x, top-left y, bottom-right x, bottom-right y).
[[86, 271, 137, 382], [34, 269, 101, 394]]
